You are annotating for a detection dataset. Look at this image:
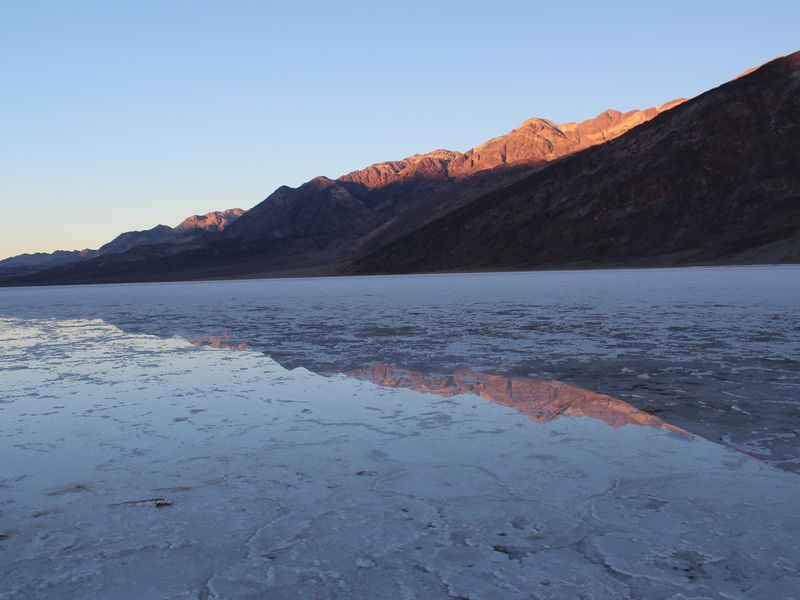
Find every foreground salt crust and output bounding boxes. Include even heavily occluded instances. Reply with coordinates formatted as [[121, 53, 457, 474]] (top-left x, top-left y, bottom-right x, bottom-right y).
[[2, 267, 798, 471], [0, 318, 798, 599]]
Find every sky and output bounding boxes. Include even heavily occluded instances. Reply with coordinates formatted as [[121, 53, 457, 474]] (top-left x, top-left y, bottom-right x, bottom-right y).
[[1, 0, 799, 259]]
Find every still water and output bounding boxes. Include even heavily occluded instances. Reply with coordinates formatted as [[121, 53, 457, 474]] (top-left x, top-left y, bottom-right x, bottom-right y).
[[1, 267, 799, 598]]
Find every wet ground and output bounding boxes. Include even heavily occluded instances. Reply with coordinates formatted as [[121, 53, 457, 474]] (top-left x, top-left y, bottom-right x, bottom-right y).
[[1, 318, 799, 599], [1, 266, 798, 471]]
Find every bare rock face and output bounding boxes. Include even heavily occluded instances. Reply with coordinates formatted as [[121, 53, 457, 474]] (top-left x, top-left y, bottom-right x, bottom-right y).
[[351, 52, 800, 274], [5, 77, 686, 286], [0, 208, 246, 278], [337, 102, 684, 191], [221, 100, 684, 263], [221, 177, 375, 258], [6, 53, 795, 286], [339, 150, 461, 190], [0, 250, 95, 278], [448, 101, 685, 177], [174, 209, 245, 233], [95, 225, 177, 256], [95, 208, 246, 257]]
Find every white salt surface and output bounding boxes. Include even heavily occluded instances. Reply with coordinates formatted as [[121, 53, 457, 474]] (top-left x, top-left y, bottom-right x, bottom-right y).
[[1, 318, 799, 599], [1, 266, 799, 471]]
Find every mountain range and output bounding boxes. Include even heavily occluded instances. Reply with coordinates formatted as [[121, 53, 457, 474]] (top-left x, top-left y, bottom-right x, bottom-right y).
[[0, 209, 243, 278], [2, 51, 798, 285]]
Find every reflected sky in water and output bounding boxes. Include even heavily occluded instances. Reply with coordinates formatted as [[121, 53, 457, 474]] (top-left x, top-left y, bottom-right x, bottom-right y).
[[1, 317, 799, 599], [345, 364, 688, 434], [0, 267, 797, 470], [184, 334, 687, 433]]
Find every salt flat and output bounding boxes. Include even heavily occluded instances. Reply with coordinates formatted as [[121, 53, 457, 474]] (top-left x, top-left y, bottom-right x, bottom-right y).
[[1, 266, 798, 471], [1, 318, 799, 599]]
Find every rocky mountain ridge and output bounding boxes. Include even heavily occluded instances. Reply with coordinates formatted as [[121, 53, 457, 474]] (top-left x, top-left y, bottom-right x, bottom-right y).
[[351, 52, 800, 274], [3, 52, 797, 286], [337, 101, 686, 192], [207, 100, 686, 268], [0, 209, 245, 277]]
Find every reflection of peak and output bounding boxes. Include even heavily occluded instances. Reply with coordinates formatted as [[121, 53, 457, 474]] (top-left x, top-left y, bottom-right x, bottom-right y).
[[189, 333, 248, 350], [349, 364, 687, 434]]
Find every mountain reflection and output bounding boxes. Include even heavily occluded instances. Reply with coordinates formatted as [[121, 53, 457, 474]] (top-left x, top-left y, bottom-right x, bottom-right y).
[[347, 364, 687, 433], [183, 334, 684, 433], [189, 334, 248, 350]]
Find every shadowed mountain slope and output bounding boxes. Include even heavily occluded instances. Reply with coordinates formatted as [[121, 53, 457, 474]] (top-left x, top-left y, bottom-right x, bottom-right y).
[[350, 52, 800, 274], [222, 102, 685, 248], [5, 53, 797, 286], [0, 209, 244, 278], [0, 250, 96, 278], [2, 101, 681, 285], [175, 208, 245, 233]]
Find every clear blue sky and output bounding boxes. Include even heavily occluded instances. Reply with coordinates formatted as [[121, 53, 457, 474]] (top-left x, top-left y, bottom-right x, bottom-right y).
[[1, 0, 798, 258]]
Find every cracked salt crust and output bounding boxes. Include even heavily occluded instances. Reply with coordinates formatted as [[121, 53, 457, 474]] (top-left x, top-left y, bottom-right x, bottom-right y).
[[0, 318, 799, 599]]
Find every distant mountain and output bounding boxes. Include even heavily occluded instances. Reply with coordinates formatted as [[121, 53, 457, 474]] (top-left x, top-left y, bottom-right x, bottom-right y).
[[0, 209, 244, 278], [445, 101, 685, 177], [175, 209, 245, 233], [2, 98, 679, 285], [94, 225, 181, 257], [0, 249, 95, 278], [226, 102, 685, 248], [351, 52, 800, 273], [3, 52, 798, 286]]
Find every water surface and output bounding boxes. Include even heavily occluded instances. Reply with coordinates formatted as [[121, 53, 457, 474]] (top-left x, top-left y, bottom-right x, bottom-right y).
[[1, 317, 799, 599], [2, 266, 798, 469]]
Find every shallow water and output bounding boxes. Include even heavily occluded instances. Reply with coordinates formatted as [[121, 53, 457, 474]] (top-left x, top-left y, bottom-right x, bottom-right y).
[[1, 266, 799, 469], [1, 267, 800, 598], [1, 317, 799, 599]]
